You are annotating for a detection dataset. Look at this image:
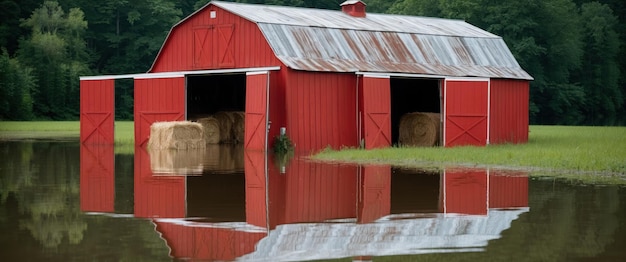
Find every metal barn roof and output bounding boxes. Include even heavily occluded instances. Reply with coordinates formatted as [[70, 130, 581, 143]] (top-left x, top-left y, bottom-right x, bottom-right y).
[[186, 1, 532, 80]]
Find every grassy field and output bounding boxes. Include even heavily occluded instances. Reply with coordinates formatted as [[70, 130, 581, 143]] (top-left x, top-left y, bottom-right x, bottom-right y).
[[0, 121, 135, 153], [313, 126, 626, 184]]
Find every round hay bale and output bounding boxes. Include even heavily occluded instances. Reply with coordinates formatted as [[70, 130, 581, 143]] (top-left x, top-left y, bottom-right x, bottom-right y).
[[148, 121, 206, 150], [398, 112, 440, 147], [214, 111, 234, 143], [231, 111, 245, 144], [197, 117, 220, 144]]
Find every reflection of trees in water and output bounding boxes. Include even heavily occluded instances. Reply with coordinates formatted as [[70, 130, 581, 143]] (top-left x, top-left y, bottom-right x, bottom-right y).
[[0, 141, 87, 249]]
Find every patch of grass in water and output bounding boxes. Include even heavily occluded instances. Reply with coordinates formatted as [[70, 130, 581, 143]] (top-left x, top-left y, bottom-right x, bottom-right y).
[[313, 126, 626, 184]]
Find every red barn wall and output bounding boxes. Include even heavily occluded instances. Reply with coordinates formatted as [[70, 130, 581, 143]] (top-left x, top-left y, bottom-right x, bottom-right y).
[[281, 159, 358, 224], [489, 172, 529, 208], [268, 70, 287, 149], [284, 70, 358, 152], [490, 79, 529, 144], [150, 5, 281, 72]]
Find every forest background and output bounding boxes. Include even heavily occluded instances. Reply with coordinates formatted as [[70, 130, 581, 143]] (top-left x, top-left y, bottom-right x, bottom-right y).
[[0, 0, 624, 126]]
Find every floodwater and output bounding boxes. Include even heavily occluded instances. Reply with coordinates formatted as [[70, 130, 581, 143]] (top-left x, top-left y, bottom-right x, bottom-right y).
[[1, 140, 625, 261]]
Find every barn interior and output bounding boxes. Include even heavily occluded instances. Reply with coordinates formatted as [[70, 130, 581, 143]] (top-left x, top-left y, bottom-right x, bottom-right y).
[[390, 77, 441, 146], [186, 172, 246, 222], [391, 168, 441, 214], [186, 73, 246, 119]]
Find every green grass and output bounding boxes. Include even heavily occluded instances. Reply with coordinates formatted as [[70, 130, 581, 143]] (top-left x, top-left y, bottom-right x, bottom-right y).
[[313, 126, 626, 184], [0, 121, 135, 154]]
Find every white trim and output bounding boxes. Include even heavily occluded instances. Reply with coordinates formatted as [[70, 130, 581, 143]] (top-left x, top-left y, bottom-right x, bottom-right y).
[[265, 72, 271, 152], [442, 170, 447, 214], [487, 79, 491, 145], [357, 71, 446, 79], [486, 169, 490, 210], [444, 77, 490, 82], [135, 74, 185, 79], [442, 80, 447, 146], [79, 66, 281, 81], [246, 70, 269, 76], [360, 73, 390, 79], [356, 75, 361, 146], [80, 74, 143, 81]]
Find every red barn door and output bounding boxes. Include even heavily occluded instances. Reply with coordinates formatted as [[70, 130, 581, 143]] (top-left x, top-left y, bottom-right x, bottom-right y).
[[358, 165, 391, 223], [80, 79, 114, 144], [443, 168, 488, 215], [245, 72, 269, 151], [444, 79, 489, 146], [245, 151, 267, 228], [80, 143, 114, 212], [361, 76, 391, 149], [134, 76, 186, 147]]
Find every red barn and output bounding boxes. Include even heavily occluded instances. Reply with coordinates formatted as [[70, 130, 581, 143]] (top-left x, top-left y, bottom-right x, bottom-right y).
[[80, 0, 532, 152]]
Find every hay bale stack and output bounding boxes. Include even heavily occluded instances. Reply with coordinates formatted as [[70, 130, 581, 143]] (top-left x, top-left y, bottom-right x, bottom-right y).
[[148, 121, 206, 150], [149, 148, 204, 175], [197, 117, 220, 144], [231, 111, 245, 144], [214, 111, 234, 143], [398, 112, 440, 147]]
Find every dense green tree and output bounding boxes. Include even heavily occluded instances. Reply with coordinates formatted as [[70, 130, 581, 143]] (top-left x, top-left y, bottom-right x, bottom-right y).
[[0, 49, 35, 120], [17, 1, 91, 120], [0, 0, 40, 56], [574, 2, 622, 125]]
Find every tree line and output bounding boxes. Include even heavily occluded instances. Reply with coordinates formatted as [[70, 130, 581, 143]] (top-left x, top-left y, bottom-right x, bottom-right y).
[[0, 0, 624, 125]]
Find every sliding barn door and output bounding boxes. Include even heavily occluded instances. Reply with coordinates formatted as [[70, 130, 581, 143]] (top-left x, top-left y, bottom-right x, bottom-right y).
[[80, 79, 114, 144], [244, 71, 269, 151], [444, 79, 489, 146], [134, 76, 186, 147], [361, 76, 391, 149]]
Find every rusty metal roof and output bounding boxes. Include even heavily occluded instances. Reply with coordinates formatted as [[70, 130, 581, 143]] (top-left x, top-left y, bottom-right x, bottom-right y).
[[209, 1, 532, 80]]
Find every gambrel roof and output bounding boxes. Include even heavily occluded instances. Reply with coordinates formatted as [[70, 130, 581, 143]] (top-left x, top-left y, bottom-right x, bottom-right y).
[[156, 1, 533, 80]]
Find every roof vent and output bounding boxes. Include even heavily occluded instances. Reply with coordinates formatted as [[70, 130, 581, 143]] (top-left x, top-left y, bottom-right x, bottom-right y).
[[341, 0, 366, 18]]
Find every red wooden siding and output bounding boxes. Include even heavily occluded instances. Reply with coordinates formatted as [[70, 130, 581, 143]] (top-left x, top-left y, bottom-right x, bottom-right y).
[[444, 79, 488, 146], [151, 5, 280, 72], [489, 171, 529, 208], [490, 79, 529, 144], [79, 144, 115, 212], [155, 221, 266, 260], [280, 158, 358, 223], [361, 76, 391, 149], [284, 70, 357, 152], [80, 79, 114, 144], [134, 146, 186, 218], [266, 154, 287, 229], [358, 165, 391, 223], [134, 77, 186, 147], [267, 70, 286, 150], [443, 169, 488, 215], [244, 151, 267, 227], [245, 72, 269, 151]]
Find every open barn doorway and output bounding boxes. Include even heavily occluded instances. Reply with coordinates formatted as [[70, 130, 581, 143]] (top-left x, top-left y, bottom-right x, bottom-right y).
[[390, 77, 441, 146], [186, 73, 246, 145], [187, 73, 246, 119]]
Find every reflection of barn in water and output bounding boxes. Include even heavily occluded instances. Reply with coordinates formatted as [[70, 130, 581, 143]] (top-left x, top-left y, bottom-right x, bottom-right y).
[[80, 143, 529, 260], [79, 0, 532, 153]]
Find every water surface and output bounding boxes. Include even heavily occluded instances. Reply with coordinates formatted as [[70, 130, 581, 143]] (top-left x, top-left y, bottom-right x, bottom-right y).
[[0, 141, 624, 261]]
